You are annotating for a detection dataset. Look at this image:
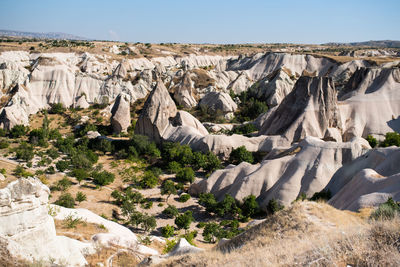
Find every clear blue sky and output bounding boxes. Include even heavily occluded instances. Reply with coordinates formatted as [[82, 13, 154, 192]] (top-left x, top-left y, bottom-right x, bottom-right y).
[[0, 0, 399, 44]]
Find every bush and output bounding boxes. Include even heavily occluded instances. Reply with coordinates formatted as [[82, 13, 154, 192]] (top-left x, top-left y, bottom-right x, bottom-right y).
[[161, 224, 175, 238], [267, 198, 284, 214], [230, 123, 257, 135], [55, 193, 75, 208], [381, 132, 400, 147], [199, 193, 218, 213], [10, 125, 28, 138], [216, 194, 238, 217], [140, 170, 159, 188], [56, 160, 70, 172], [163, 239, 177, 254], [162, 142, 193, 166], [162, 205, 179, 218], [229, 146, 254, 165], [366, 135, 377, 148], [175, 211, 193, 231], [46, 148, 59, 159], [181, 230, 197, 246], [0, 139, 9, 149], [56, 176, 72, 191], [92, 170, 115, 186], [370, 197, 399, 220], [178, 194, 191, 203], [71, 169, 89, 184], [203, 152, 222, 173], [75, 191, 87, 202], [13, 165, 33, 177], [129, 135, 161, 159], [49, 103, 65, 114], [161, 180, 177, 201], [167, 161, 181, 174], [310, 189, 332, 202], [28, 129, 48, 147], [241, 195, 259, 218], [90, 138, 113, 154], [203, 222, 220, 243], [176, 167, 195, 183], [15, 142, 35, 162]]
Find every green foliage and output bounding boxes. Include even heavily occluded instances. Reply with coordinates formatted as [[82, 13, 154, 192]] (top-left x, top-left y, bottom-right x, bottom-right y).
[[203, 222, 220, 243], [267, 198, 284, 214], [199, 193, 218, 213], [28, 128, 48, 147], [162, 142, 193, 166], [175, 211, 193, 231], [229, 146, 254, 164], [128, 135, 161, 159], [162, 205, 179, 218], [15, 142, 34, 161], [92, 170, 115, 186], [0, 139, 9, 149], [13, 165, 33, 177], [48, 129, 62, 140], [236, 92, 268, 121], [55, 193, 75, 208], [216, 194, 238, 217], [230, 123, 257, 135], [48, 103, 65, 114], [181, 230, 197, 246], [167, 161, 181, 174], [75, 191, 87, 203], [241, 195, 259, 218], [370, 197, 400, 220], [90, 138, 113, 154], [366, 135, 378, 148], [140, 170, 159, 188], [178, 194, 191, 203], [63, 214, 84, 228], [75, 123, 97, 138], [56, 160, 70, 172], [0, 128, 7, 137], [310, 190, 332, 202], [163, 239, 177, 254], [161, 224, 175, 238], [46, 148, 59, 159], [141, 214, 156, 232], [381, 132, 400, 147], [71, 169, 89, 184], [161, 180, 177, 200], [112, 187, 144, 206], [10, 125, 28, 138], [175, 167, 195, 183], [56, 176, 72, 191], [203, 152, 222, 174]]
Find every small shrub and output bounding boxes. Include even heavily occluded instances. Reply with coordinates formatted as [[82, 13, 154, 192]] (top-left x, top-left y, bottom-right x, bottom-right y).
[[56, 176, 72, 191], [56, 160, 70, 172], [49, 103, 65, 114], [75, 191, 87, 203], [381, 132, 400, 147], [366, 135, 377, 148], [71, 169, 89, 184], [163, 239, 177, 254], [370, 197, 399, 220], [10, 125, 28, 138], [178, 194, 191, 203], [175, 211, 193, 231], [161, 180, 177, 201], [92, 170, 115, 186], [161, 224, 175, 238], [229, 146, 254, 165], [63, 213, 84, 228], [167, 161, 181, 174], [140, 171, 158, 188], [55, 193, 75, 208], [267, 198, 284, 215], [310, 189, 332, 202], [0, 139, 9, 149], [163, 205, 179, 218]]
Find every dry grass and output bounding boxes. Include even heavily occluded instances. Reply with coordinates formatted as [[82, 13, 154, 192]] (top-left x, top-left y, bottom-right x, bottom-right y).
[[156, 201, 400, 267], [54, 219, 108, 242]]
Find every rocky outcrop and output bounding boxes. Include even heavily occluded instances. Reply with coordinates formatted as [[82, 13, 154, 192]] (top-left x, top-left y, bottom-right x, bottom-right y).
[[190, 137, 370, 208], [135, 81, 177, 143], [199, 92, 237, 119], [111, 93, 131, 134], [0, 178, 90, 266], [325, 146, 400, 211], [74, 95, 90, 109], [259, 76, 341, 143], [173, 72, 198, 108]]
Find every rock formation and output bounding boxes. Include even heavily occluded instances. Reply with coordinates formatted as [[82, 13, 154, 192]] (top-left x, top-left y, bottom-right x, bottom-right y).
[[0, 178, 90, 266], [190, 137, 370, 207], [111, 93, 131, 134], [199, 92, 237, 119]]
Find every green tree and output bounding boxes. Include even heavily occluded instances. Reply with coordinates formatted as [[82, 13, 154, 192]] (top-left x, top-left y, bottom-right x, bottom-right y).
[[229, 146, 254, 165], [381, 132, 400, 147], [161, 180, 177, 202], [203, 222, 221, 243], [49, 103, 65, 114], [161, 224, 175, 238], [366, 135, 378, 148], [15, 142, 34, 161], [56, 176, 72, 191], [241, 195, 259, 218], [175, 211, 193, 232], [199, 193, 218, 213], [141, 214, 156, 233], [162, 205, 179, 218], [92, 170, 115, 186], [140, 170, 159, 188], [178, 194, 191, 203], [71, 169, 89, 184], [176, 167, 195, 184], [167, 161, 181, 174], [204, 152, 221, 173], [56, 160, 70, 172], [10, 125, 28, 138]]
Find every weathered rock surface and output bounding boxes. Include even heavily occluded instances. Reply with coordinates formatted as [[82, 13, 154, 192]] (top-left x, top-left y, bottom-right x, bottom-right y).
[[111, 93, 131, 134], [0, 178, 90, 266], [259, 76, 341, 143], [190, 137, 370, 207], [326, 146, 400, 211], [199, 91, 237, 119]]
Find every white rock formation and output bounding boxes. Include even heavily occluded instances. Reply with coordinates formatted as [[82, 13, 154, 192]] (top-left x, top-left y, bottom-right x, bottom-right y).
[[190, 137, 370, 207], [0, 178, 90, 266], [111, 93, 131, 134], [199, 92, 237, 119]]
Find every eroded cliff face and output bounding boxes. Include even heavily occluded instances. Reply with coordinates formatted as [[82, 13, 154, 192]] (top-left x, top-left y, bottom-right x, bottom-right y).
[[0, 178, 90, 266]]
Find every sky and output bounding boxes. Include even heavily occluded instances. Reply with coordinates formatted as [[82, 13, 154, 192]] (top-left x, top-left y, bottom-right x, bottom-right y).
[[0, 0, 399, 44]]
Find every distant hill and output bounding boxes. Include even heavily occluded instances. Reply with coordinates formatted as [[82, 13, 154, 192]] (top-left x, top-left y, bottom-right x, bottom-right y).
[[0, 29, 88, 40], [324, 40, 400, 48]]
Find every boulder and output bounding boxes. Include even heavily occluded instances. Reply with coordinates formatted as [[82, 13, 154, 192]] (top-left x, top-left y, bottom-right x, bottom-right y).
[[111, 93, 131, 134]]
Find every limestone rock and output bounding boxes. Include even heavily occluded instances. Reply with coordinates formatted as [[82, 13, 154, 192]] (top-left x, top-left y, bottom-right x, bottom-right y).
[[135, 80, 177, 143], [74, 95, 90, 109], [190, 137, 370, 208], [199, 91, 237, 118], [111, 93, 131, 134], [259, 76, 342, 143], [173, 72, 197, 108]]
